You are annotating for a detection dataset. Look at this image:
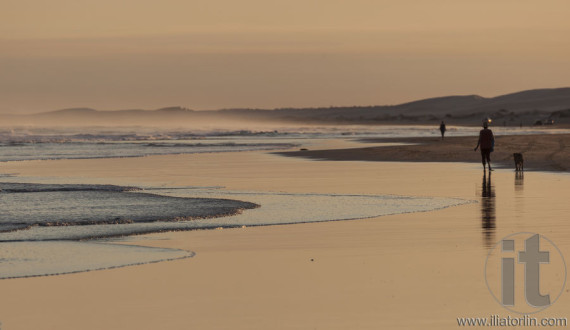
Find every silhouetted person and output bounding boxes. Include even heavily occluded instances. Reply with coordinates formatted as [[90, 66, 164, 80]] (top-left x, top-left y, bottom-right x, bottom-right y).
[[474, 121, 495, 171], [439, 121, 446, 140], [481, 171, 496, 248]]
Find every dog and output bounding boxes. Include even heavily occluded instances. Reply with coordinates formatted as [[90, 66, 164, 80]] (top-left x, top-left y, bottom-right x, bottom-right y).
[[513, 153, 524, 171]]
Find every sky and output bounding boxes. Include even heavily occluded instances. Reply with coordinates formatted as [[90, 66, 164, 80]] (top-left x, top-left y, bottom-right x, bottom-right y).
[[2, 0, 570, 113]]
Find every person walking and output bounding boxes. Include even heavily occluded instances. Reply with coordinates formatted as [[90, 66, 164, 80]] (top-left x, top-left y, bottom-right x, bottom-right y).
[[439, 121, 446, 140], [474, 121, 495, 171]]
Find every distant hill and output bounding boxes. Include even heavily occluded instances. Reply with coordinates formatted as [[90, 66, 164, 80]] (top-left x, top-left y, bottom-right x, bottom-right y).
[[2, 88, 570, 126], [42, 108, 98, 115]]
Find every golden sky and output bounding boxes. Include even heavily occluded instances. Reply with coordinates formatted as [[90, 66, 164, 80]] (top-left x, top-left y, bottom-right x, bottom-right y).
[[2, 0, 570, 113]]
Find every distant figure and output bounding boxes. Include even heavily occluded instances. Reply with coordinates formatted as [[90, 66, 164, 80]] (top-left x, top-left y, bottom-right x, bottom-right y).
[[474, 121, 495, 171], [439, 121, 447, 140]]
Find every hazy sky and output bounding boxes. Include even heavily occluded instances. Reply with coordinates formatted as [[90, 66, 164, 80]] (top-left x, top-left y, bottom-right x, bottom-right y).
[[2, 0, 570, 113]]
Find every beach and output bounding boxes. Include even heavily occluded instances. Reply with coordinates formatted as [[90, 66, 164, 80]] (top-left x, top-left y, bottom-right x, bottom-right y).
[[0, 134, 569, 329], [6, 0, 570, 327], [280, 133, 570, 172]]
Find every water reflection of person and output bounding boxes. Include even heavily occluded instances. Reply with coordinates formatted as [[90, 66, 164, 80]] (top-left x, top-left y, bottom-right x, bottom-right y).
[[514, 171, 524, 193], [481, 171, 496, 248], [514, 171, 524, 217]]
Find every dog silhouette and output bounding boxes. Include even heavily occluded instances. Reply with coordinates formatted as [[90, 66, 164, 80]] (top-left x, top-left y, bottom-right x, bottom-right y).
[[513, 153, 524, 171]]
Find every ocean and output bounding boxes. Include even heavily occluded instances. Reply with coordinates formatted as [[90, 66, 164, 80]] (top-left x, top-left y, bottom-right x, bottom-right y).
[[2, 125, 568, 162]]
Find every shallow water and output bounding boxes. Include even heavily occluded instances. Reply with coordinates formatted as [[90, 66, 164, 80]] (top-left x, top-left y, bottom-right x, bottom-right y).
[[0, 141, 298, 162], [0, 182, 258, 235], [0, 180, 472, 278], [0, 185, 472, 242], [0, 241, 194, 279]]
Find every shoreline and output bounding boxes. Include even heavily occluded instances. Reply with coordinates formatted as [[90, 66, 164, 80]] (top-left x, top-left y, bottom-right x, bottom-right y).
[[1, 153, 570, 329], [1, 146, 570, 329], [277, 133, 570, 172]]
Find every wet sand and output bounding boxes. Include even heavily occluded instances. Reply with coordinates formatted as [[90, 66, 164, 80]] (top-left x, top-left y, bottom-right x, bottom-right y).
[[0, 144, 569, 329], [279, 133, 570, 172]]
